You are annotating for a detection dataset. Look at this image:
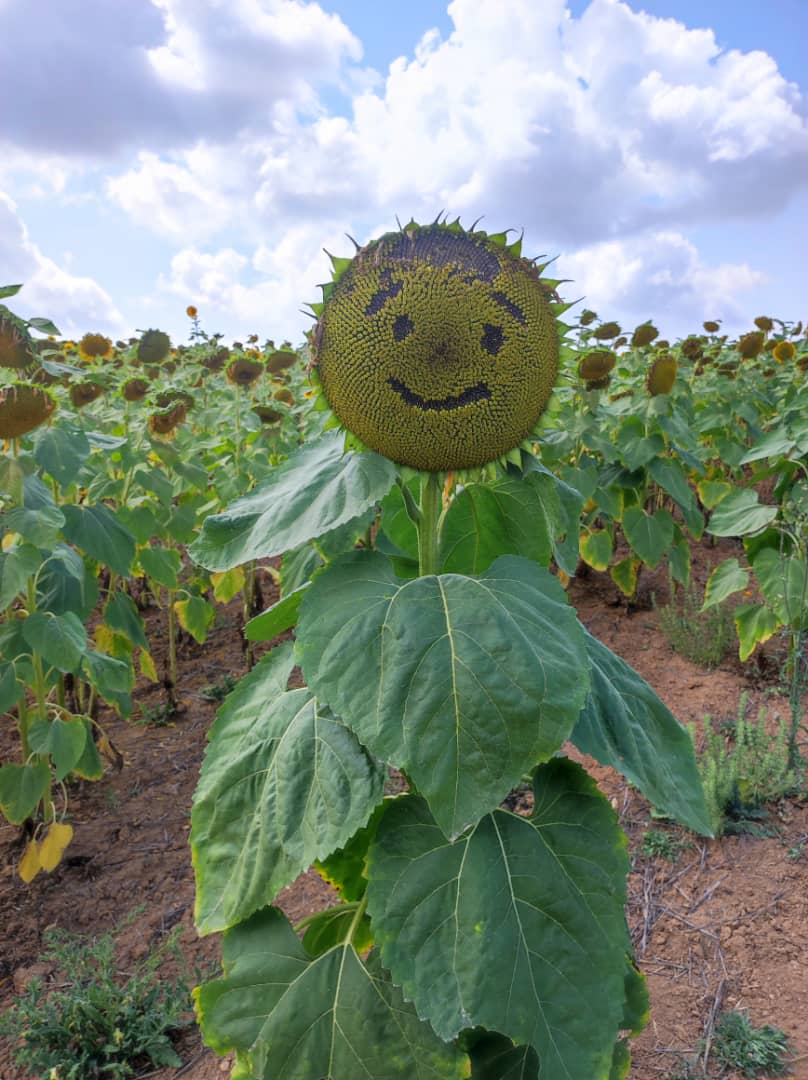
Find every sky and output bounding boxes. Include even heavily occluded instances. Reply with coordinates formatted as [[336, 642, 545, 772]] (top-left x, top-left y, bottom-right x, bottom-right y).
[[1, 0, 806, 346]]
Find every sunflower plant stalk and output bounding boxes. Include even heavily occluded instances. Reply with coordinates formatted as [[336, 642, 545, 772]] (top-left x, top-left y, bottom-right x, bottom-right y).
[[188, 221, 712, 1079]]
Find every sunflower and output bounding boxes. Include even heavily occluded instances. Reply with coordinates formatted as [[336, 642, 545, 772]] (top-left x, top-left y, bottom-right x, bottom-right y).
[[70, 382, 104, 408], [737, 332, 764, 360], [577, 349, 616, 381], [273, 387, 295, 406], [680, 336, 703, 361], [253, 404, 283, 425], [79, 332, 113, 361], [202, 346, 230, 373], [646, 355, 678, 396], [149, 402, 187, 438], [592, 321, 621, 341], [186, 305, 198, 319], [226, 357, 264, 387], [773, 340, 796, 363], [630, 323, 659, 348], [123, 378, 150, 402], [307, 219, 568, 473], [703, 320, 720, 333], [0, 313, 35, 369], [753, 316, 773, 333], [0, 383, 57, 438], [137, 329, 172, 367], [266, 344, 298, 374]]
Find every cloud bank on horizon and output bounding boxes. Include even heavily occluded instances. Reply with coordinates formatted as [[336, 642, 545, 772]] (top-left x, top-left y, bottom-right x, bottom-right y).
[[1, 0, 806, 341]]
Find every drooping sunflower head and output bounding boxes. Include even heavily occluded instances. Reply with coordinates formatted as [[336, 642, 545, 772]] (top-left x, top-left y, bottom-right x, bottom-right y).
[[308, 220, 566, 473], [630, 323, 659, 348], [703, 320, 721, 333], [201, 345, 230, 373], [70, 382, 104, 409], [156, 389, 195, 411], [680, 336, 703, 361], [226, 356, 264, 387], [592, 320, 621, 341], [266, 344, 298, 375], [122, 377, 150, 402], [149, 402, 187, 438], [754, 316, 773, 333], [79, 332, 113, 361], [577, 349, 616, 381], [646, 355, 678, 396], [0, 383, 57, 438], [0, 312, 35, 370], [737, 331, 764, 359]]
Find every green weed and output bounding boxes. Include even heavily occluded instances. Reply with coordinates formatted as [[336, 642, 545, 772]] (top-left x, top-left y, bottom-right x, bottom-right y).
[[0, 920, 192, 1079], [655, 576, 734, 668], [712, 1010, 792, 1078]]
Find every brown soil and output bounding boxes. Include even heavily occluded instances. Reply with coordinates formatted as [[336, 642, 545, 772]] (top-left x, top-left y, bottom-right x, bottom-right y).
[[1, 543, 806, 1080]]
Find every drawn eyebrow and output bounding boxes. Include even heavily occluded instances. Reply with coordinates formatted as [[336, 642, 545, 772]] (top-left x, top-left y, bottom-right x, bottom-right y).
[[490, 291, 526, 325]]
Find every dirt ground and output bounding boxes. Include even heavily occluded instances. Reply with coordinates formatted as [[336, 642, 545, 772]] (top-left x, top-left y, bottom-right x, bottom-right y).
[[1, 542, 806, 1080]]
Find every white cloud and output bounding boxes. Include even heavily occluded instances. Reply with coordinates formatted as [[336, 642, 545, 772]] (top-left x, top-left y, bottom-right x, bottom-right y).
[[558, 230, 767, 337], [0, 0, 361, 156], [0, 192, 126, 337]]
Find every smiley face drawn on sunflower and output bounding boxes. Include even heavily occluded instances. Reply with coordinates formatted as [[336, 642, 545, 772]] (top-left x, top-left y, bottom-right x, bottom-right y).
[[310, 223, 561, 473]]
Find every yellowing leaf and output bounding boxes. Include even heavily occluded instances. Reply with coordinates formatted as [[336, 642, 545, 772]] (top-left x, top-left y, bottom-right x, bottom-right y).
[[39, 822, 74, 872], [19, 839, 42, 883], [139, 649, 158, 682], [174, 596, 215, 644], [94, 625, 133, 660], [610, 556, 640, 597], [579, 529, 613, 572], [211, 567, 245, 604]]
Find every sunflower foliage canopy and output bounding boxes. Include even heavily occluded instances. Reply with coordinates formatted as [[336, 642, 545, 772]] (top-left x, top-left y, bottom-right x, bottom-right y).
[[190, 220, 710, 1080]]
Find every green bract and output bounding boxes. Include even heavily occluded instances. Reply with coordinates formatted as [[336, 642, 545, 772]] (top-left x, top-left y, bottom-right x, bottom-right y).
[[310, 222, 562, 472]]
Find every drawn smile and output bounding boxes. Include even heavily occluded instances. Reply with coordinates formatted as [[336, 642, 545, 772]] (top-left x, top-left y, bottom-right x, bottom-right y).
[[387, 377, 491, 412]]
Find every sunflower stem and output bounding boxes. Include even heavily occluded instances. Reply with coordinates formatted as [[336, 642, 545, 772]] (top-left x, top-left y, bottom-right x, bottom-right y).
[[417, 473, 441, 576]]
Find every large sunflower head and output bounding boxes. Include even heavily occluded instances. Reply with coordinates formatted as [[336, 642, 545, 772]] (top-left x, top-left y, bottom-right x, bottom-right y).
[[577, 349, 616, 381], [79, 332, 113, 361], [0, 382, 57, 438], [266, 344, 299, 375], [149, 402, 187, 438], [137, 329, 172, 368], [737, 331, 764, 360], [226, 356, 264, 387], [0, 312, 35, 370], [630, 323, 658, 348], [69, 382, 104, 408], [308, 220, 566, 473], [646, 355, 678, 396], [773, 340, 796, 363]]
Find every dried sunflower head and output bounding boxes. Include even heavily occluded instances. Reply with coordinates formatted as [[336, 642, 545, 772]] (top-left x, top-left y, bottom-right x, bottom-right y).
[[577, 349, 616, 381], [737, 331, 764, 359], [266, 345, 298, 375], [123, 377, 150, 402], [680, 336, 703, 361], [253, 403, 283, 425], [646, 355, 678, 396], [630, 323, 659, 348], [149, 402, 186, 437], [69, 382, 104, 408], [754, 316, 773, 333], [226, 357, 264, 387], [309, 219, 566, 472], [0, 382, 57, 438], [592, 321, 621, 341], [0, 312, 35, 370]]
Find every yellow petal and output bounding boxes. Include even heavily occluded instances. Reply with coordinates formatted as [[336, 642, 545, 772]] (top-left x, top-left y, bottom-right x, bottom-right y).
[[19, 839, 42, 883], [39, 823, 74, 872]]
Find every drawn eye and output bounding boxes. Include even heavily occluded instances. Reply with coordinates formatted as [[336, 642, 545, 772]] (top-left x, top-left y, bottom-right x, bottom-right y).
[[480, 324, 504, 356], [393, 315, 414, 341]]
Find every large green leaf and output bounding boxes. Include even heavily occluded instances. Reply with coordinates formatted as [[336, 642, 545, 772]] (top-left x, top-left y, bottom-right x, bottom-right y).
[[139, 545, 181, 590], [648, 457, 703, 538], [366, 759, 629, 1076], [706, 489, 778, 537], [245, 584, 309, 642], [22, 611, 88, 673], [439, 480, 552, 574], [3, 503, 64, 547], [190, 432, 397, 571], [0, 662, 22, 714], [570, 630, 712, 835], [621, 507, 674, 568], [61, 504, 135, 576], [702, 558, 750, 610], [103, 590, 149, 651], [195, 907, 467, 1079], [36, 543, 98, 620], [33, 425, 91, 488], [297, 552, 589, 838], [192, 645, 384, 934], [0, 543, 40, 610], [0, 762, 50, 824], [752, 548, 808, 629], [28, 716, 88, 781], [517, 456, 584, 575], [469, 1033, 538, 1079]]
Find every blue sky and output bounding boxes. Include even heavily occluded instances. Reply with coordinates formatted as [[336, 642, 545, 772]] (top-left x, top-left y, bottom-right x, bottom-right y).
[[1, 0, 806, 344]]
